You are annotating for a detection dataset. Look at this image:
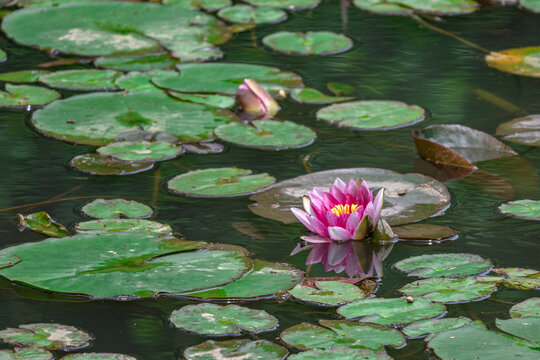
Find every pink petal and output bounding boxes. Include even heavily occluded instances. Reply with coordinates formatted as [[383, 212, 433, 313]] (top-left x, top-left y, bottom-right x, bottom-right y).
[[300, 235, 333, 244], [371, 189, 385, 225], [325, 211, 340, 226], [358, 180, 373, 204], [291, 208, 329, 236], [339, 213, 350, 228], [330, 185, 345, 203], [333, 177, 347, 192], [323, 193, 339, 210], [346, 211, 361, 234], [345, 179, 358, 198], [328, 226, 353, 241]]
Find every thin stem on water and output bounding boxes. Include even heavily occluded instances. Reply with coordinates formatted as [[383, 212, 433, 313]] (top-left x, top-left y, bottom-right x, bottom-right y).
[[152, 169, 161, 208], [24, 183, 86, 212]]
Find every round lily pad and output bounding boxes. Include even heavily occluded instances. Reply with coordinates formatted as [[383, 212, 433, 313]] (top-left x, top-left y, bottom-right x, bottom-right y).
[[521, 0, 540, 12], [498, 199, 540, 220], [263, 31, 353, 56], [168, 91, 235, 109], [0, 254, 22, 269], [0, 233, 251, 298], [317, 100, 425, 130], [32, 92, 237, 145], [486, 47, 540, 78], [97, 141, 182, 162], [288, 348, 392, 360], [399, 277, 497, 303], [0, 347, 53, 360], [337, 296, 446, 326], [163, 0, 231, 11], [0, 70, 50, 83], [0, 84, 60, 109], [280, 320, 405, 351], [352, 0, 478, 15], [183, 142, 225, 154], [214, 120, 316, 150], [74, 219, 172, 234], [496, 317, 540, 345], [69, 154, 155, 176], [402, 317, 474, 339], [95, 53, 177, 72], [167, 167, 276, 197], [243, 0, 320, 10], [496, 114, 540, 147], [249, 168, 450, 225], [428, 324, 539, 360], [288, 280, 367, 307], [0, 323, 91, 351], [115, 71, 174, 93], [184, 339, 288, 360], [217, 5, 287, 24], [392, 224, 458, 241], [39, 70, 120, 91], [81, 199, 153, 219], [17, 211, 70, 238], [510, 298, 540, 318], [59, 354, 137, 360], [170, 303, 278, 336], [393, 253, 492, 278], [291, 87, 353, 104]]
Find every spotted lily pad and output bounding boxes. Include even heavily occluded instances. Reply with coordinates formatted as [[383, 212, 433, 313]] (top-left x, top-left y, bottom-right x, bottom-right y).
[[168, 91, 235, 109], [288, 281, 367, 307], [69, 154, 155, 176], [0, 347, 53, 360], [217, 5, 287, 24], [39, 70, 120, 91], [496, 317, 540, 344], [0, 70, 50, 83], [280, 320, 405, 351], [263, 31, 353, 56], [510, 298, 540, 318], [413, 124, 517, 168], [317, 100, 425, 130], [521, 0, 540, 12], [399, 277, 497, 303], [167, 167, 275, 197], [17, 211, 70, 238], [288, 348, 392, 360], [0, 323, 91, 351], [74, 219, 173, 235], [170, 303, 278, 336], [498, 200, 540, 220], [95, 53, 177, 72], [352, 0, 478, 15], [97, 141, 182, 162], [0, 254, 22, 269], [214, 120, 316, 150], [486, 47, 540, 78], [496, 114, 540, 147], [81, 199, 153, 219], [32, 92, 237, 145], [492, 268, 540, 290], [337, 296, 446, 326], [0, 84, 60, 108], [291, 88, 353, 104], [393, 253, 491, 278], [184, 339, 288, 360], [163, 0, 231, 11], [0, 233, 253, 298], [392, 224, 458, 241], [59, 354, 137, 360], [249, 168, 450, 225], [243, 0, 320, 10], [115, 71, 174, 93], [402, 317, 475, 339]]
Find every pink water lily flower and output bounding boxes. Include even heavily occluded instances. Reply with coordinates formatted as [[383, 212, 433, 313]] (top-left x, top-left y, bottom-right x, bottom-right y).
[[291, 177, 384, 242], [236, 78, 280, 119]]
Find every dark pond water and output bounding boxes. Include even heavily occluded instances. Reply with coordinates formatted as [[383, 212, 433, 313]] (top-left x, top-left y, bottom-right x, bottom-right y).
[[0, 1, 539, 359]]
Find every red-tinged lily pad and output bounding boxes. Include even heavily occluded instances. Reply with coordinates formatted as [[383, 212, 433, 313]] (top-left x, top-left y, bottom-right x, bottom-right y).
[[510, 298, 540, 318], [69, 154, 155, 176], [413, 124, 517, 169], [0, 323, 91, 351], [496, 114, 540, 147], [17, 211, 70, 238], [393, 253, 491, 278], [392, 224, 458, 242], [184, 339, 288, 360], [486, 47, 540, 78], [498, 199, 540, 220], [0, 254, 22, 269], [263, 31, 353, 56]]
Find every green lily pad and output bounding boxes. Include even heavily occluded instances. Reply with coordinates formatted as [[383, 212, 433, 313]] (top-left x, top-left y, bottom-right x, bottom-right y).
[[491, 268, 540, 290], [291, 88, 353, 104], [486, 47, 540, 78], [493, 268, 539, 277], [327, 82, 355, 96], [392, 224, 458, 241], [496, 317, 540, 344], [183, 142, 225, 154], [352, 0, 478, 15], [95, 53, 176, 72], [402, 317, 475, 339], [168, 91, 235, 109], [170, 303, 278, 336], [0, 254, 22, 269], [496, 114, 540, 147], [81, 199, 153, 219], [39, 70, 120, 91], [399, 277, 497, 303], [0, 49, 6, 62], [115, 71, 174, 93], [217, 5, 287, 24], [184, 339, 288, 360], [1, 3, 231, 57], [32, 92, 237, 145], [0, 232, 253, 298], [0, 84, 60, 108], [288, 348, 392, 360], [59, 354, 136, 360], [280, 320, 405, 351], [288, 281, 367, 307], [214, 120, 316, 150], [114, 130, 179, 144], [152, 63, 303, 95], [74, 219, 173, 235], [0, 70, 50, 83], [167, 167, 275, 197], [510, 298, 540, 318], [337, 296, 446, 326], [0, 323, 91, 350], [521, 0, 540, 12], [17, 211, 70, 238], [97, 141, 182, 162], [182, 259, 303, 300], [163, 0, 231, 11], [263, 31, 353, 56], [0, 347, 53, 360], [499, 200, 540, 220], [249, 168, 450, 225], [393, 253, 492, 278], [243, 0, 320, 10], [427, 324, 539, 360], [165, 41, 224, 62], [317, 100, 425, 130], [69, 154, 155, 176]]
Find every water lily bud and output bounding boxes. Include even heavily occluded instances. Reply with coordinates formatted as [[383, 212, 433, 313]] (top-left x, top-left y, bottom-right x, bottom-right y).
[[235, 78, 280, 119]]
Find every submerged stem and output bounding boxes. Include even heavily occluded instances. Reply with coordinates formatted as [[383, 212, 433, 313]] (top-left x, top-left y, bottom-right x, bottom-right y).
[[0, 195, 149, 213]]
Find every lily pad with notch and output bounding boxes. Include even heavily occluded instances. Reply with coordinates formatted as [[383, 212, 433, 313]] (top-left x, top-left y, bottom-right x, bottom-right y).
[[0, 70, 50, 83], [243, 0, 320, 10], [0, 84, 60, 109], [498, 199, 540, 220], [317, 100, 425, 130], [399, 277, 497, 303], [352, 0, 479, 15], [496, 317, 540, 345], [59, 354, 136, 360], [17, 211, 70, 238], [288, 348, 392, 360], [168, 91, 235, 109], [69, 154, 155, 176], [392, 224, 458, 242], [0, 347, 53, 360], [486, 46, 540, 78], [0, 323, 91, 351], [163, 0, 231, 11], [402, 317, 478, 340], [184, 339, 288, 360], [39, 70, 120, 91], [74, 219, 173, 235], [496, 114, 540, 147], [95, 53, 177, 72], [97, 141, 183, 162], [288, 280, 367, 307], [81, 199, 153, 220], [263, 31, 353, 56], [510, 298, 540, 318], [214, 120, 316, 150], [393, 253, 491, 278], [291, 87, 354, 104], [167, 167, 275, 197], [217, 5, 287, 24]]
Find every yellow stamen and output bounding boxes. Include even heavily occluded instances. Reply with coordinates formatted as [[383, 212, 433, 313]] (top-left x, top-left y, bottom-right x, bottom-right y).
[[330, 204, 359, 217]]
